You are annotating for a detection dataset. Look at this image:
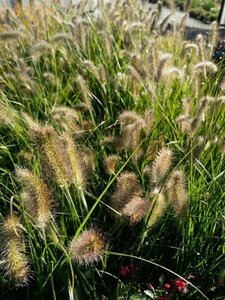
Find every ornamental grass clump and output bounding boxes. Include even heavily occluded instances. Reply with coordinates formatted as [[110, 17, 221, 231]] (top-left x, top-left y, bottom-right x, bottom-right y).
[[0, 214, 30, 286], [0, 0, 223, 298]]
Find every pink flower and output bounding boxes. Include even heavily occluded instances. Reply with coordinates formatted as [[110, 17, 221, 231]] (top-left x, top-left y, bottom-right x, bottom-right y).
[[174, 278, 187, 293], [119, 263, 136, 278], [164, 283, 171, 289], [120, 266, 130, 278]]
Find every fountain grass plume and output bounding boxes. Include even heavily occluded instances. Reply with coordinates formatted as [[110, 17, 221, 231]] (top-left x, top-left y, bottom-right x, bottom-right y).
[[110, 171, 143, 213], [144, 110, 154, 135], [0, 31, 24, 41], [104, 154, 120, 175], [1, 214, 30, 286], [30, 124, 72, 186], [61, 132, 86, 189], [83, 60, 100, 81], [69, 228, 105, 266], [0, 100, 19, 128], [168, 170, 188, 217], [16, 167, 53, 228], [152, 147, 173, 185], [147, 188, 167, 227], [122, 196, 150, 224], [76, 75, 91, 109], [156, 53, 172, 82]]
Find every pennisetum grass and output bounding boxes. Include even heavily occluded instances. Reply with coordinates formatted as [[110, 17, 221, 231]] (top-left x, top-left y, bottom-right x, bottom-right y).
[[0, 0, 223, 299]]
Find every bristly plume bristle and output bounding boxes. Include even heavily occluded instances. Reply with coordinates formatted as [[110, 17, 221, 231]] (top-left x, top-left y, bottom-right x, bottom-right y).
[[121, 196, 150, 223], [1, 214, 30, 286], [0, 101, 18, 127], [0, 31, 23, 41], [190, 96, 212, 135], [104, 154, 120, 175], [76, 75, 91, 109], [167, 170, 188, 217], [83, 148, 96, 176], [118, 110, 144, 126], [30, 124, 72, 186], [61, 132, 86, 189], [118, 110, 145, 153], [69, 228, 105, 266], [16, 167, 53, 228], [156, 53, 172, 82], [51, 106, 82, 137], [152, 147, 173, 185], [110, 171, 143, 213], [182, 97, 192, 117], [193, 61, 218, 74], [147, 189, 167, 227], [83, 59, 100, 81], [144, 110, 154, 135]]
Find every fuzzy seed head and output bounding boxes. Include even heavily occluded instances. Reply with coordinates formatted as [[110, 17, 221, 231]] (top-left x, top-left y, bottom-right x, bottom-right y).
[[152, 147, 173, 185], [182, 97, 192, 117], [147, 189, 167, 227], [69, 229, 104, 266], [193, 61, 218, 74], [104, 154, 120, 175], [61, 133, 86, 189], [30, 125, 72, 186], [118, 110, 144, 126], [0, 31, 23, 41], [1, 215, 30, 286], [16, 168, 53, 228], [122, 196, 150, 223], [0, 101, 18, 127], [83, 60, 100, 81], [156, 53, 172, 82], [76, 75, 91, 108], [168, 170, 188, 217], [144, 110, 154, 135], [51, 33, 73, 43], [110, 172, 143, 213]]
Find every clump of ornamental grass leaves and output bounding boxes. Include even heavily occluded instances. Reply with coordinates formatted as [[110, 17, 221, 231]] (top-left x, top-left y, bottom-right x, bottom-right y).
[[0, 0, 224, 299]]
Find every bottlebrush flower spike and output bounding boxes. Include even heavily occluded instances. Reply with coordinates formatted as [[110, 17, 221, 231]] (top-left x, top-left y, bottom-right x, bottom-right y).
[[110, 171, 143, 213], [104, 154, 120, 175], [147, 189, 167, 227], [152, 147, 173, 185], [16, 167, 53, 228], [30, 124, 72, 186], [121, 196, 150, 223], [61, 132, 86, 189], [69, 229, 105, 266], [1, 214, 30, 286], [168, 170, 188, 217]]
